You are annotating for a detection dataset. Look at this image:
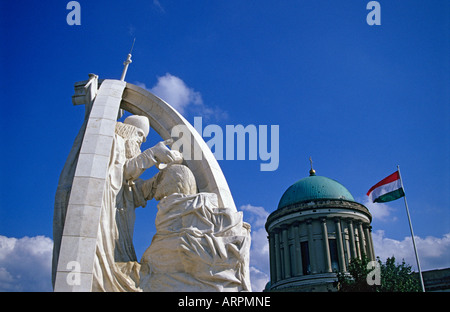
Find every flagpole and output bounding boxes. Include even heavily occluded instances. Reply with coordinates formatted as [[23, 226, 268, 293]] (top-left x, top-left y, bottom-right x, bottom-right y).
[[397, 165, 426, 292]]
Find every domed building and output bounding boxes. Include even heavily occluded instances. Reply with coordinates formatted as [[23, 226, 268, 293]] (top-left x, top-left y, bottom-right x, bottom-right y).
[[265, 166, 375, 292]]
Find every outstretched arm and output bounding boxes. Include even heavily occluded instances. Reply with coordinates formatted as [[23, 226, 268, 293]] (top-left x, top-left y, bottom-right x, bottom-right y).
[[123, 140, 181, 181]]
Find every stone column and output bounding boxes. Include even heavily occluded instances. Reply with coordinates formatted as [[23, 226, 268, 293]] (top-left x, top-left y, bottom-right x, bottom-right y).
[[54, 79, 126, 292], [306, 219, 317, 274], [293, 222, 302, 276], [364, 225, 375, 261], [274, 229, 282, 281], [321, 218, 332, 273], [282, 226, 291, 278], [269, 232, 277, 283], [347, 219, 357, 259], [358, 222, 366, 258], [342, 227, 351, 265], [334, 218, 346, 272]]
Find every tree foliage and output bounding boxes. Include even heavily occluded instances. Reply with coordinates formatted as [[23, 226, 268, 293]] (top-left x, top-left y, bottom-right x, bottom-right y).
[[336, 256, 422, 292]]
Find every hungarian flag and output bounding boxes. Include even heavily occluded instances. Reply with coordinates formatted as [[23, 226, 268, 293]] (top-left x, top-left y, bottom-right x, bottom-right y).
[[367, 171, 405, 203]]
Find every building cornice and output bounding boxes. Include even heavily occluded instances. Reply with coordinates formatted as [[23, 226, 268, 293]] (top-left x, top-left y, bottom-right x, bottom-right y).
[[265, 199, 371, 232]]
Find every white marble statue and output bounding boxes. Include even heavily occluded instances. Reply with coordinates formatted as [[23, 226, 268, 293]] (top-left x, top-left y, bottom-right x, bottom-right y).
[[92, 115, 182, 292], [139, 164, 252, 292], [54, 74, 250, 292]]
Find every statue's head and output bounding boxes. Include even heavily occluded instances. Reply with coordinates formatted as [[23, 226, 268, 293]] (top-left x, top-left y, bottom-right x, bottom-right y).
[[152, 164, 197, 200], [124, 115, 150, 142], [115, 115, 150, 158]]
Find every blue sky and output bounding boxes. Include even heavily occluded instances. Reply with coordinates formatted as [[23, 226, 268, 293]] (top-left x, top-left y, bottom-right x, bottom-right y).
[[0, 0, 449, 291]]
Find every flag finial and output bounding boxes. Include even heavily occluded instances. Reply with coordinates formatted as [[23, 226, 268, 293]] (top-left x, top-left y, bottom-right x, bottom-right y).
[[309, 156, 316, 176]]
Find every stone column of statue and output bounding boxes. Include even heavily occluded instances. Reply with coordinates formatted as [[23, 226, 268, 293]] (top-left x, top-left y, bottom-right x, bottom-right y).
[[52, 74, 99, 287], [139, 164, 252, 292], [92, 115, 182, 292]]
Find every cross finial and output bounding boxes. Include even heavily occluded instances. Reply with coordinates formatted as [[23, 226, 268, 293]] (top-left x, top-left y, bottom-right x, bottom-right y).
[[120, 38, 136, 81], [309, 156, 316, 176]]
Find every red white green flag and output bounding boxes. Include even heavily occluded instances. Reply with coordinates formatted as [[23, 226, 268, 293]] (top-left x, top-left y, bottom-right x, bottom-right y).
[[367, 171, 405, 203]]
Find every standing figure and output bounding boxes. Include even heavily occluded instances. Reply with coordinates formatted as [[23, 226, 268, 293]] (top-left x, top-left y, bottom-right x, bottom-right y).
[[92, 115, 182, 292]]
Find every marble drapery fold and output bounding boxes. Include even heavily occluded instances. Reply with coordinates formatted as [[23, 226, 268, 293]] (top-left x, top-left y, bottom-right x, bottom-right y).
[[140, 192, 251, 292]]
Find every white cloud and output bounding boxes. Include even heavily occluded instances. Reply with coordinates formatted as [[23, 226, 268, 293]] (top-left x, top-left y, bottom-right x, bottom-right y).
[[136, 73, 228, 121], [0, 235, 53, 291], [249, 266, 270, 292], [240, 204, 270, 291], [373, 230, 450, 271], [240, 204, 269, 228], [361, 198, 397, 222], [138, 73, 202, 115]]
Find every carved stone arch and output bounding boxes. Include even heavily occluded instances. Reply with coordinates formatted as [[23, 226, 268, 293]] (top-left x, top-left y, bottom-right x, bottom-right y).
[[120, 83, 236, 210], [53, 79, 236, 291]]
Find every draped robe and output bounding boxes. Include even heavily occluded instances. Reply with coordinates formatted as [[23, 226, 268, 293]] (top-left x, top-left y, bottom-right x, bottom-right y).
[[92, 131, 155, 292], [139, 192, 251, 292]]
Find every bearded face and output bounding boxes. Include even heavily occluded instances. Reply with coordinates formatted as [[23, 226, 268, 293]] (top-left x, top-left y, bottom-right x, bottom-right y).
[[124, 137, 142, 159], [115, 122, 147, 159]]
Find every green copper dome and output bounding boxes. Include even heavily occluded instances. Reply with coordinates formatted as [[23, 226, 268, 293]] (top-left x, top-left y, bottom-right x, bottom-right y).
[[278, 174, 355, 210]]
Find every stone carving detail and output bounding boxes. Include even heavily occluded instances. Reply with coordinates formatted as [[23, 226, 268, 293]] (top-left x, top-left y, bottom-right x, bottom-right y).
[[139, 164, 251, 292]]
